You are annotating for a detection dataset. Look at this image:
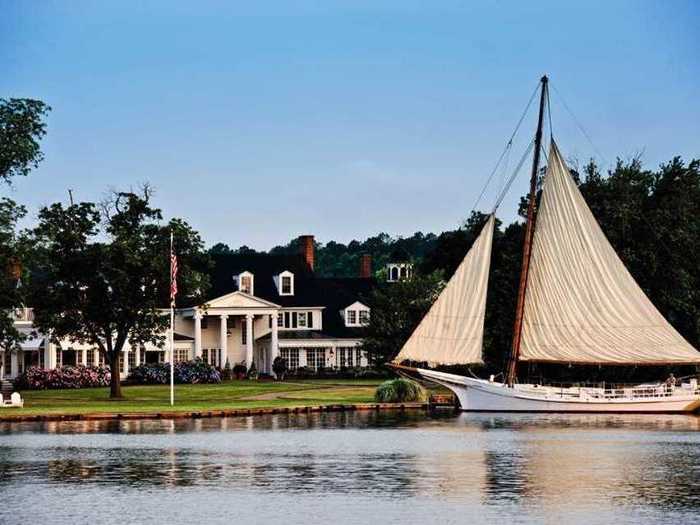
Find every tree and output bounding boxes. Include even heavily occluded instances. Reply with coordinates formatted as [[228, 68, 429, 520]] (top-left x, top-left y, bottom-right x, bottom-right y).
[[0, 199, 29, 353], [0, 97, 50, 356], [30, 188, 210, 398], [0, 98, 51, 184], [362, 271, 444, 365]]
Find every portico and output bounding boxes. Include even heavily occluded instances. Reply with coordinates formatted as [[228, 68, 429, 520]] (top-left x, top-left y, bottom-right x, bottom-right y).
[[179, 291, 281, 374]]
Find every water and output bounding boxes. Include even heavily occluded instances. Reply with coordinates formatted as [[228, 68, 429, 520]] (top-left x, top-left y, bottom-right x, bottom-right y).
[[1, 411, 699, 524]]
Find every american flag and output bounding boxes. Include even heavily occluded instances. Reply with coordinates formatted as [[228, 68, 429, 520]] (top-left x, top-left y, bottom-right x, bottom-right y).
[[170, 250, 178, 306]]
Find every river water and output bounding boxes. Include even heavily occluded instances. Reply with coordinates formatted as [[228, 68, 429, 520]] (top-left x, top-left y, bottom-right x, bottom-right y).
[[1, 410, 699, 524]]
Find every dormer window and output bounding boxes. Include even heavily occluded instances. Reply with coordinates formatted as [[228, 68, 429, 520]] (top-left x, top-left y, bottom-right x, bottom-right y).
[[343, 301, 370, 327], [239, 271, 254, 295], [277, 270, 294, 296]]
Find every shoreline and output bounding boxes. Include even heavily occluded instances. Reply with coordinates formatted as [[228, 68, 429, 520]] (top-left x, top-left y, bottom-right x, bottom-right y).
[[0, 402, 433, 423]]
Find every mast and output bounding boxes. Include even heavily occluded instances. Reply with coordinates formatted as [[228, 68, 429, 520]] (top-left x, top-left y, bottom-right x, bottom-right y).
[[505, 75, 548, 386]]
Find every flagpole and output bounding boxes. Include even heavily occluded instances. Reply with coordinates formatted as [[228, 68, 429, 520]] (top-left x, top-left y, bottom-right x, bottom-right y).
[[170, 230, 175, 406]]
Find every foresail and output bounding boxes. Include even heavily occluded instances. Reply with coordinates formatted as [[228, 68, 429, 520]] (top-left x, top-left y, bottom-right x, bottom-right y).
[[520, 141, 700, 364], [394, 215, 495, 365]]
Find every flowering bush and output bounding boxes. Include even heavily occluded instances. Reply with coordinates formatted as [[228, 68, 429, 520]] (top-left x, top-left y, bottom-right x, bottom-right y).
[[128, 358, 221, 385], [16, 365, 111, 390]]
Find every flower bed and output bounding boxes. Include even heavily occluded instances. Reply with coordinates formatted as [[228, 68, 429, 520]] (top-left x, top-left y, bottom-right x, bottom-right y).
[[16, 365, 111, 390], [128, 359, 221, 385]]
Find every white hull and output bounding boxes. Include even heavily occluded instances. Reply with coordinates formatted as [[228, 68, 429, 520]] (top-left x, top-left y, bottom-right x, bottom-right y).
[[415, 368, 700, 413]]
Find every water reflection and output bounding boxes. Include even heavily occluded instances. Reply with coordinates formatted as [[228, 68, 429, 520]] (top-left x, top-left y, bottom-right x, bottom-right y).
[[1, 411, 699, 524]]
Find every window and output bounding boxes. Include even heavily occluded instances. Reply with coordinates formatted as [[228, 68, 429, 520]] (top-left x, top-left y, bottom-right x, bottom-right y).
[[306, 348, 326, 370], [4, 352, 11, 373], [391, 267, 399, 281], [202, 348, 220, 367], [400, 266, 408, 279], [336, 348, 347, 368], [128, 350, 136, 369], [280, 348, 299, 369], [359, 310, 370, 325], [346, 310, 357, 325], [174, 348, 190, 363], [277, 314, 284, 327], [86, 349, 94, 366], [239, 272, 254, 295], [284, 311, 291, 328], [281, 276, 292, 294], [307, 311, 314, 329], [298, 312, 307, 328], [292, 312, 298, 328], [356, 349, 363, 366]]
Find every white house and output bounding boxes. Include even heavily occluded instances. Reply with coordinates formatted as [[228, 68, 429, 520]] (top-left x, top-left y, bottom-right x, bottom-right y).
[[1, 236, 382, 379]]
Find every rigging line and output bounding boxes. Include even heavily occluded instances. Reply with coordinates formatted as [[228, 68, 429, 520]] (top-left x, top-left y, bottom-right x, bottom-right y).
[[550, 82, 609, 167], [469, 81, 541, 213], [492, 138, 535, 212], [546, 81, 553, 139]]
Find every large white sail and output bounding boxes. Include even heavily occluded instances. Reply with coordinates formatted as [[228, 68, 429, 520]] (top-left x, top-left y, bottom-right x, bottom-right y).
[[520, 141, 700, 364], [394, 214, 495, 365]]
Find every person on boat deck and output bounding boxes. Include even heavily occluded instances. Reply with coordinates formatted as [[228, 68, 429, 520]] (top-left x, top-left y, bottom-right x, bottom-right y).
[[665, 374, 677, 390]]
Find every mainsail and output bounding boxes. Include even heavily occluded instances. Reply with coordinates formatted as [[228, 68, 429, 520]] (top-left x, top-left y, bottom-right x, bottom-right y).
[[520, 141, 700, 364], [394, 214, 495, 365]]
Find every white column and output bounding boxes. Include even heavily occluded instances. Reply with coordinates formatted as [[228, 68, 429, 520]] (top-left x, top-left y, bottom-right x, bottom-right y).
[[93, 347, 99, 367], [194, 311, 202, 359], [122, 348, 129, 377], [134, 346, 141, 367], [219, 315, 228, 367], [80, 349, 87, 366], [0, 352, 4, 379], [270, 313, 279, 376], [245, 314, 253, 370], [44, 339, 52, 369], [10, 351, 18, 378]]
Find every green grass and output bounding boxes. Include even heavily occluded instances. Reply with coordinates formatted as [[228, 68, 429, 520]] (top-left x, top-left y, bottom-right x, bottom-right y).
[[8, 379, 387, 417]]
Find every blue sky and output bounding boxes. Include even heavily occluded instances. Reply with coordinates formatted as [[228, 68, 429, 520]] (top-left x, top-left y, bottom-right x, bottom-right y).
[[2, 1, 698, 249]]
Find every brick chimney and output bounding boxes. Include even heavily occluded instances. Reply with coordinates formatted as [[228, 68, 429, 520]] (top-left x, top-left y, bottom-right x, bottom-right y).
[[359, 254, 372, 278], [299, 235, 315, 271], [7, 258, 21, 281]]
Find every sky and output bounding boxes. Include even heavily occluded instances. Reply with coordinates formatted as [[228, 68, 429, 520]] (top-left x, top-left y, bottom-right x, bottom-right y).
[[1, 1, 698, 250]]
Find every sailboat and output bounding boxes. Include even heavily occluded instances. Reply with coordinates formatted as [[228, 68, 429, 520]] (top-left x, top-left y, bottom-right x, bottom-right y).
[[391, 76, 700, 413]]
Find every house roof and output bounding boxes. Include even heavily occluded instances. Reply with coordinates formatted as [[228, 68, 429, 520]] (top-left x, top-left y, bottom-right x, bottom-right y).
[[206, 254, 376, 338]]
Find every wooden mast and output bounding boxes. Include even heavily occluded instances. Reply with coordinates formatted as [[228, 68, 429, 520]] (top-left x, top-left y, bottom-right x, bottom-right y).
[[505, 75, 548, 387]]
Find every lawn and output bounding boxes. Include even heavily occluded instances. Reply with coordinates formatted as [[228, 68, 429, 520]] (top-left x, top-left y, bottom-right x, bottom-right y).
[[7, 379, 387, 417]]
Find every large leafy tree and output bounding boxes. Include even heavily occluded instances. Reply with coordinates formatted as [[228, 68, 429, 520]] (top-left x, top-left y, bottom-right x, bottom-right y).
[[30, 188, 210, 398], [0, 200, 29, 353], [0, 98, 51, 184], [0, 97, 50, 355]]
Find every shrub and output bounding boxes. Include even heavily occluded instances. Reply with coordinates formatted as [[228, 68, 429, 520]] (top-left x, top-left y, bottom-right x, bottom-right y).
[[247, 363, 258, 380], [222, 359, 233, 380], [16, 365, 111, 390], [374, 378, 427, 403], [272, 356, 288, 380], [128, 358, 221, 385], [232, 363, 247, 379]]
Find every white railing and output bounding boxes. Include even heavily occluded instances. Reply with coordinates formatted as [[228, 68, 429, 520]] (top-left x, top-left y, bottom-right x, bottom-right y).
[[10, 307, 34, 322]]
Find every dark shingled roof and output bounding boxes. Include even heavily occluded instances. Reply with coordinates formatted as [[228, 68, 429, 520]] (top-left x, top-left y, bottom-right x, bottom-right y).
[[207, 254, 376, 338]]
